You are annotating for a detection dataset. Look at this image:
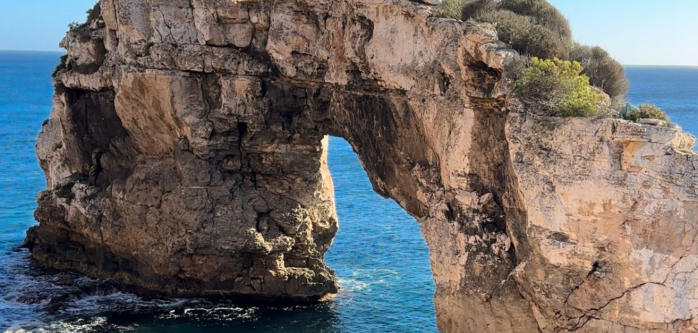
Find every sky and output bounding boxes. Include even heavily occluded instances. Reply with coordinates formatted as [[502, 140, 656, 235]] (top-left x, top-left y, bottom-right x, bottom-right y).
[[549, 0, 698, 66], [0, 1, 697, 66], [0, 0, 96, 52]]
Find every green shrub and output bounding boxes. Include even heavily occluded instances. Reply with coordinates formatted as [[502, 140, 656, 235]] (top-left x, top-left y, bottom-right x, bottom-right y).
[[477, 9, 570, 59], [436, 0, 630, 101], [438, 0, 493, 20], [515, 57, 603, 117], [68, 22, 82, 31], [86, 3, 101, 22], [620, 103, 669, 122], [618, 103, 634, 119], [438, 0, 471, 20], [570, 45, 629, 98], [498, 0, 572, 39], [438, 0, 572, 59], [460, 0, 499, 19], [68, 3, 99, 33]]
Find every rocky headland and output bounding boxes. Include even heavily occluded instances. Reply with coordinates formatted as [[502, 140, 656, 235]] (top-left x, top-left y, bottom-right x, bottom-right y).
[[26, 0, 698, 331]]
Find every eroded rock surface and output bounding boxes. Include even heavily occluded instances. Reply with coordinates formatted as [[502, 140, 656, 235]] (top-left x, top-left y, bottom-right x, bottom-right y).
[[27, 0, 698, 331]]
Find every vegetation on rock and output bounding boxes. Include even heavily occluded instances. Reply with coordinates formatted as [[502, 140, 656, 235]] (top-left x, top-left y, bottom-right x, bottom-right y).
[[477, 8, 570, 59], [570, 44, 629, 99], [438, 0, 471, 20], [438, 0, 629, 100], [514, 58, 603, 117], [68, 22, 82, 31], [68, 3, 100, 33], [86, 3, 101, 22], [620, 103, 670, 122]]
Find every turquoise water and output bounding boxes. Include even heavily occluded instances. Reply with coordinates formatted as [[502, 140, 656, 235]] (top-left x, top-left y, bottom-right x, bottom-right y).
[[0, 52, 697, 332]]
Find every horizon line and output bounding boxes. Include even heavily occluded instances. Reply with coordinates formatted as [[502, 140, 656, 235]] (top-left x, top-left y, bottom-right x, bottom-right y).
[[1, 48, 697, 68]]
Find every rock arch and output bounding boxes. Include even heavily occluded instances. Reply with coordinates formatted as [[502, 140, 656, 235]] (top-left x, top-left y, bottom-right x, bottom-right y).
[[28, 0, 698, 331]]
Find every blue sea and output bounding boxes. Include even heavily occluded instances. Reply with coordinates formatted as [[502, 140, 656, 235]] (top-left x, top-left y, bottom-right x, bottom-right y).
[[0, 52, 697, 332]]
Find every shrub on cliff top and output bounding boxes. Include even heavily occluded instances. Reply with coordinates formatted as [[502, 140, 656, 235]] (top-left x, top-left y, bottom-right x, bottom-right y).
[[620, 103, 669, 122], [498, 0, 572, 39], [439, 0, 572, 59], [450, 0, 498, 19], [438, 0, 471, 20], [437, 0, 629, 99], [570, 45, 629, 99], [477, 9, 570, 59], [86, 3, 101, 23], [68, 22, 82, 32], [515, 57, 603, 117]]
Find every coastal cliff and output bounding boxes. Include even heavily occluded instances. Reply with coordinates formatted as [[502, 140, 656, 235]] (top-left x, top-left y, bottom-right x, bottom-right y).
[[26, 0, 698, 331]]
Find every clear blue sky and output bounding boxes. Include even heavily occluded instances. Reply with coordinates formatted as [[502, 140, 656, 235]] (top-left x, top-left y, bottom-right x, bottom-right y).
[[549, 0, 698, 66], [1, 1, 697, 66], [0, 0, 96, 52]]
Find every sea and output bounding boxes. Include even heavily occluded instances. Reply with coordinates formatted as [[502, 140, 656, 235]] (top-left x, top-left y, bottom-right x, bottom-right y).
[[0, 51, 696, 332]]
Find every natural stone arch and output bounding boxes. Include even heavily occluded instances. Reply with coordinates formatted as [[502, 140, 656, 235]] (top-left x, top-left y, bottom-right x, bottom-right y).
[[28, 0, 698, 332]]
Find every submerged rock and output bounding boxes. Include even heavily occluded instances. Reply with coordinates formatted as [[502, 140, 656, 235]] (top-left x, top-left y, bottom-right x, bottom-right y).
[[27, 0, 698, 331]]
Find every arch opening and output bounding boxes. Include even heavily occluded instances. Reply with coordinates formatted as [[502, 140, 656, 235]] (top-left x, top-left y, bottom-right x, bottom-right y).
[[324, 136, 436, 331]]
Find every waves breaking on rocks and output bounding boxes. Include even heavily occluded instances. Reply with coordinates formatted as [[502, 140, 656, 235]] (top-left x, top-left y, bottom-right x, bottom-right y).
[[0, 249, 264, 332]]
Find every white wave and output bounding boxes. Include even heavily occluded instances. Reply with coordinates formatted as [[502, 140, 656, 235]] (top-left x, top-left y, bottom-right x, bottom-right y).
[[337, 268, 400, 292], [5, 316, 137, 333]]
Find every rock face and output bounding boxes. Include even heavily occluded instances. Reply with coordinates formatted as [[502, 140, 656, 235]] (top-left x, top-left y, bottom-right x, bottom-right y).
[[27, 0, 698, 331]]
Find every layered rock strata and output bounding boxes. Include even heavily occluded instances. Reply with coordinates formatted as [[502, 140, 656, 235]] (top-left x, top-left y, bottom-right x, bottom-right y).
[[27, 0, 698, 331]]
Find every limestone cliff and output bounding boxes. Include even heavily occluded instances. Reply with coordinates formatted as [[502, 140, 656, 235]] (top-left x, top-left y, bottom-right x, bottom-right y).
[[26, 0, 698, 332]]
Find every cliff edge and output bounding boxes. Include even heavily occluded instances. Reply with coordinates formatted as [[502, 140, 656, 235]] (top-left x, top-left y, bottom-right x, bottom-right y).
[[26, 0, 698, 332]]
